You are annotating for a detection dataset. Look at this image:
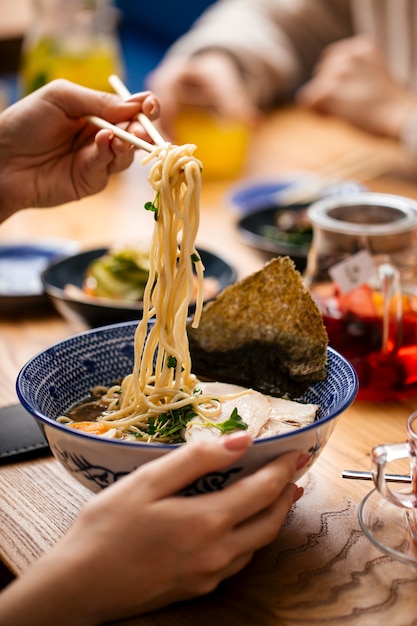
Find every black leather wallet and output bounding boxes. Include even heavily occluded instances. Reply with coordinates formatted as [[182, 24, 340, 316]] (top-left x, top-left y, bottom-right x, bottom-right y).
[[0, 404, 50, 463]]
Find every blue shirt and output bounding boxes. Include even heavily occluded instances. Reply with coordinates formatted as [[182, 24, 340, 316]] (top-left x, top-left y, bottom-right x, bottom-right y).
[[115, 1, 217, 90]]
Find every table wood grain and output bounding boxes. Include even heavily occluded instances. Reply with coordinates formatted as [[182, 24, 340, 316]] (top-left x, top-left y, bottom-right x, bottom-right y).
[[1, 107, 417, 625]]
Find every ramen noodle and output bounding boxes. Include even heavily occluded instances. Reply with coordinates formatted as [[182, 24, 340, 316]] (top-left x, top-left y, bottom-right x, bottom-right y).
[[59, 143, 253, 441], [59, 143, 318, 442]]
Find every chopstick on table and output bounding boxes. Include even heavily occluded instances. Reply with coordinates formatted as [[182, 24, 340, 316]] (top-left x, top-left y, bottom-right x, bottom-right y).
[[275, 150, 395, 205], [108, 74, 166, 147], [85, 115, 155, 153]]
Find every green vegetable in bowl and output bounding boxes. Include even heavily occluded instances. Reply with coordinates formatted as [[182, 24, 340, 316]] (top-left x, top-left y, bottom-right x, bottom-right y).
[[259, 208, 313, 248], [83, 249, 151, 301]]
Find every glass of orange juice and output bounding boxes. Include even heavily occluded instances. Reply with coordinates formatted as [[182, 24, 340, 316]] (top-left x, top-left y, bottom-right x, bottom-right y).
[[173, 88, 251, 180]]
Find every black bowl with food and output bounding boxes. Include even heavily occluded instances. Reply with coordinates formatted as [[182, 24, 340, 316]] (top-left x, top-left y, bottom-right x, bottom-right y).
[[237, 203, 313, 271], [231, 177, 367, 272], [42, 246, 237, 328]]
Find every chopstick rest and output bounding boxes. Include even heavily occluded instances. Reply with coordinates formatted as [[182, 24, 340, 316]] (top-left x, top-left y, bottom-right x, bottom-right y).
[[0, 403, 50, 463]]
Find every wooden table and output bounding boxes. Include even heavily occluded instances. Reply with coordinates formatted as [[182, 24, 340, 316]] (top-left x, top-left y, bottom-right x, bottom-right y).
[[1, 107, 417, 625]]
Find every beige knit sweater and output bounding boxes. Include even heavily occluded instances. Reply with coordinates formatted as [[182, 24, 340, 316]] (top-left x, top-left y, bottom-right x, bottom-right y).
[[163, 0, 417, 108]]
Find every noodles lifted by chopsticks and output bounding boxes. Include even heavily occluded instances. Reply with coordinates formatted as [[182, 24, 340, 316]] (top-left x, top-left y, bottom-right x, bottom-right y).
[[89, 142, 226, 438], [58, 140, 251, 442]]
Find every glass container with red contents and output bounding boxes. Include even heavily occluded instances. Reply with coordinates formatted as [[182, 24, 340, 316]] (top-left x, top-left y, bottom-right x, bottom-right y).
[[304, 193, 417, 401]]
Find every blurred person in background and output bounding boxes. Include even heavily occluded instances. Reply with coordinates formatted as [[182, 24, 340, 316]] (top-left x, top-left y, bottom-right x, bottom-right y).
[[114, 0, 217, 91], [145, 0, 417, 161]]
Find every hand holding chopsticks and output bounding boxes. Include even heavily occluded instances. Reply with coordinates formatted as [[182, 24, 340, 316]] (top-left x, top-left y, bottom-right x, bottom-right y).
[[108, 74, 166, 146], [86, 74, 166, 154], [0, 78, 163, 216]]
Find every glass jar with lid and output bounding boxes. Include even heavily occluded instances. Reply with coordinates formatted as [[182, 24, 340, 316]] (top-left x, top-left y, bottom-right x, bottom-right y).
[[304, 192, 417, 401]]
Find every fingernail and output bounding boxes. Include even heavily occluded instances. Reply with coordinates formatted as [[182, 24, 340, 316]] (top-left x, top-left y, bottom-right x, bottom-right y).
[[293, 486, 304, 503], [126, 90, 151, 101], [221, 431, 252, 452], [296, 453, 310, 470]]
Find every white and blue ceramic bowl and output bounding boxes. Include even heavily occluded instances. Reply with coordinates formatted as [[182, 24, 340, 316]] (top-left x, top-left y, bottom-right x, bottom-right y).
[[16, 321, 358, 494]]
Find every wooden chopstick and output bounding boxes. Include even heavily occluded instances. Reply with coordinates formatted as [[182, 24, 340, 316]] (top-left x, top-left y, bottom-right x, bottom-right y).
[[85, 115, 155, 153], [275, 151, 394, 205], [108, 74, 166, 146], [86, 74, 166, 154], [313, 151, 393, 183]]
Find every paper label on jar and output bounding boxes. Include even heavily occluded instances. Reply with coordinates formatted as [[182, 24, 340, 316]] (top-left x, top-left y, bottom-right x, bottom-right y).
[[328, 249, 376, 294]]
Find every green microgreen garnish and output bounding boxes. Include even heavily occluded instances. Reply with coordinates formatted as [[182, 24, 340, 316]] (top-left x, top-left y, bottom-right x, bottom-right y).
[[143, 405, 198, 442], [191, 253, 200, 263], [144, 192, 160, 220], [166, 355, 184, 372], [211, 407, 248, 434], [114, 388, 122, 406], [133, 402, 247, 444], [144, 200, 157, 213]]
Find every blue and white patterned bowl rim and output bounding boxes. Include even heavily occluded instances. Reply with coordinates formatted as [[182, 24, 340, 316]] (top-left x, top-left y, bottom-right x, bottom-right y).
[[16, 320, 359, 450]]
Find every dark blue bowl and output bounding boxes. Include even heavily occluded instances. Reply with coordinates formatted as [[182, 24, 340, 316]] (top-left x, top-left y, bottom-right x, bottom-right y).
[[42, 246, 237, 328]]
